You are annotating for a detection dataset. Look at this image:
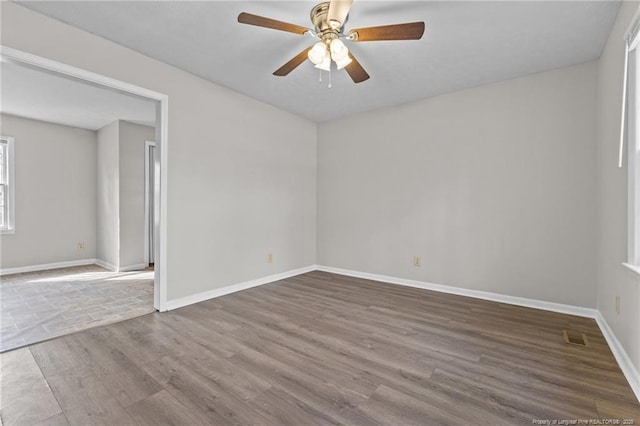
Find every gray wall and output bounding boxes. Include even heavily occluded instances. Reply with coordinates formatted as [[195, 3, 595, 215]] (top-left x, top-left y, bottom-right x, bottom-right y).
[[96, 120, 119, 267], [318, 62, 598, 308], [119, 120, 154, 268], [1, 2, 317, 302], [597, 1, 640, 373], [0, 114, 97, 268]]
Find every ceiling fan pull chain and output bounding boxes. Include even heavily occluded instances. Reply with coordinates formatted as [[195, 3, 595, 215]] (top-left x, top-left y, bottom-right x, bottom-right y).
[[328, 67, 332, 89], [319, 69, 322, 83]]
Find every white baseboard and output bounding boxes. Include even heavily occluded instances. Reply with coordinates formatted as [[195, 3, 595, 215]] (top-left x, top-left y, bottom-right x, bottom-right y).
[[595, 312, 640, 402], [95, 259, 117, 272], [315, 265, 598, 318], [95, 260, 146, 272], [0, 258, 97, 276], [164, 265, 317, 311], [118, 263, 147, 272], [315, 264, 639, 403]]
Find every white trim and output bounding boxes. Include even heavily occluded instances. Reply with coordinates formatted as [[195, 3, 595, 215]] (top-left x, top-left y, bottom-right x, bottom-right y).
[[0, 259, 97, 276], [0, 46, 165, 102], [620, 39, 630, 169], [0, 45, 170, 311], [316, 265, 597, 318], [630, 48, 639, 265], [622, 262, 640, 277], [143, 140, 156, 268], [0, 136, 15, 233], [118, 263, 147, 272], [157, 97, 169, 312], [164, 265, 316, 311], [624, 4, 640, 49], [95, 258, 117, 272], [595, 311, 640, 402]]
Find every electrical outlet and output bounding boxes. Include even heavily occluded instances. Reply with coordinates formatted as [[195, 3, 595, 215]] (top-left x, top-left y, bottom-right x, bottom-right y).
[[616, 296, 621, 315], [413, 256, 420, 267], [267, 253, 273, 263], [77, 242, 85, 250]]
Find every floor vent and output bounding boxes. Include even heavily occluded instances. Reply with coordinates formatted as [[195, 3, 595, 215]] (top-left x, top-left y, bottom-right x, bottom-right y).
[[563, 330, 589, 347]]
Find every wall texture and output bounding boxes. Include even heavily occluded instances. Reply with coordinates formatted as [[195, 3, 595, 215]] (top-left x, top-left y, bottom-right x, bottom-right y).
[[0, 2, 317, 301], [96, 120, 119, 268], [119, 120, 154, 269], [597, 0, 640, 374], [0, 114, 96, 268], [318, 62, 598, 308]]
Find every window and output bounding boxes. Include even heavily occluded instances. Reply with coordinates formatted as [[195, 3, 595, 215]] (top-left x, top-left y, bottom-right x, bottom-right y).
[[0, 136, 15, 234], [630, 47, 640, 270], [627, 46, 640, 267], [622, 16, 640, 273]]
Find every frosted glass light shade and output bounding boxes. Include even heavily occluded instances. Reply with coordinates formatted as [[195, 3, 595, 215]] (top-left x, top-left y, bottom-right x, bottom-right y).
[[308, 42, 328, 65], [315, 50, 331, 71], [330, 39, 349, 62]]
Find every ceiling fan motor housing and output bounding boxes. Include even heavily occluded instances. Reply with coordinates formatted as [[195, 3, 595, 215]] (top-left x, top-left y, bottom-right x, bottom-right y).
[[311, 2, 343, 43]]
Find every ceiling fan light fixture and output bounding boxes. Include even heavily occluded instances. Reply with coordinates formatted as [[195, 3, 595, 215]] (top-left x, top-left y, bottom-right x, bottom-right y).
[[315, 49, 331, 71], [308, 41, 328, 65], [238, 1, 423, 84], [329, 39, 349, 62]]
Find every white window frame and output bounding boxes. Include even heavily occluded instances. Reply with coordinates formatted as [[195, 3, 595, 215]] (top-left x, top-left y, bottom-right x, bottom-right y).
[[624, 21, 640, 275], [0, 136, 15, 235]]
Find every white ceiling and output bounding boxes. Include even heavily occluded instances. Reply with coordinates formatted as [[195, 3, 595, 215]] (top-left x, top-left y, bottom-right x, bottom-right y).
[[0, 61, 156, 131], [15, 1, 619, 123]]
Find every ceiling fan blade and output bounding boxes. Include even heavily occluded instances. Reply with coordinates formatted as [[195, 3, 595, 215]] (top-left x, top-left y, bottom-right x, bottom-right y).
[[344, 52, 370, 83], [348, 22, 425, 42], [273, 47, 312, 76], [327, 0, 353, 29], [238, 12, 309, 35]]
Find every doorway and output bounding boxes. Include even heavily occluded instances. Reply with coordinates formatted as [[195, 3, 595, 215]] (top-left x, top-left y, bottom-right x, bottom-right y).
[[144, 140, 157, 267], [0, 45, 169, 311]]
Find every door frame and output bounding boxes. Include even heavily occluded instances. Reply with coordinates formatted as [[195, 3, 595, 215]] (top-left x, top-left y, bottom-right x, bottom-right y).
[[0, 45, 170, 311], [144, 140, 156, 268]]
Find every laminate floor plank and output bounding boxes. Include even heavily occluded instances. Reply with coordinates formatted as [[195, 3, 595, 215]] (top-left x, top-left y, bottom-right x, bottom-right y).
[[153, 313, 244, 359], [31, 412, 70, 426], [357, 384, 472, 426], [246, 387, 345, 426], [479, 354, 637, 404], [430, 362, 600, 419], [141, 354, 273, 425], [228, 317, 438, 401], [2, 271, 639, 425], [428, 368, 578, 423], [47, 367, 113, 412], [229, 328, 379, 399], [125, 390, 211, 425], [62, 397, 134, 426], [28, 335, 91, 378]]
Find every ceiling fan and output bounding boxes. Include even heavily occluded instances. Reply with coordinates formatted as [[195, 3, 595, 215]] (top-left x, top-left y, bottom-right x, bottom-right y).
[[237, 0, 425, 84]]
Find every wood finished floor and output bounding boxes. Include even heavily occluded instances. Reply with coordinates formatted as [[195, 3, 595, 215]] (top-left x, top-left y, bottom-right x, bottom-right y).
[[1, 271, 638, 425]]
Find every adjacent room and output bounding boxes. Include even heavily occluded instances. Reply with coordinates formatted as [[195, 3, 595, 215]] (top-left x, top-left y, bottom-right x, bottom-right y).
[[0, 60, 159, 351], [1, 0, 639, 425]]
